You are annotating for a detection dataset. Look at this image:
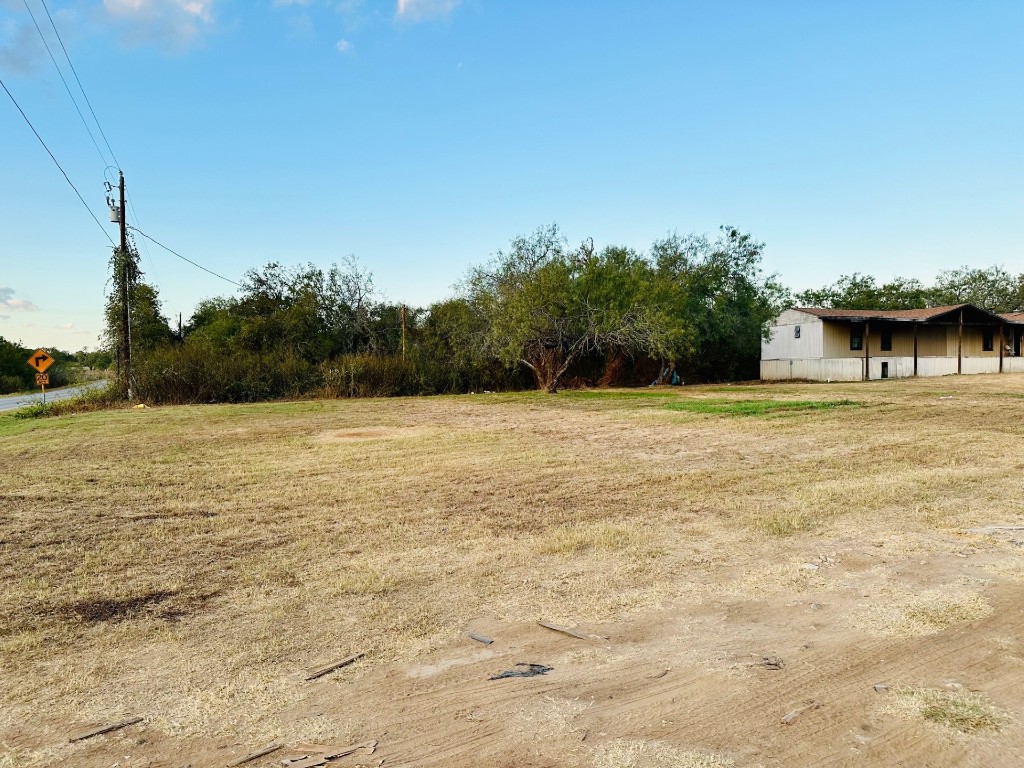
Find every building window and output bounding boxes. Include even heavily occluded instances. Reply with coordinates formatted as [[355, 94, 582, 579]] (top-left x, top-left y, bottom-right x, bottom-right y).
[[794, 325, 801, 339], [850, 326, 863, 351], [881, 329, 892, 352], [983, 330, 994, 352]]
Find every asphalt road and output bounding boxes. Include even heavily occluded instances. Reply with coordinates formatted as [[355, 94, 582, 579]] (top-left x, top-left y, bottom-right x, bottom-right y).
[[0, 381, 109, 413]]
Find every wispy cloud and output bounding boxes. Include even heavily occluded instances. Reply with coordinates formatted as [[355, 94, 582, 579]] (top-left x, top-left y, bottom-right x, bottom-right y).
[[103, 0, 216, 51], [335, 37, 352, 53], [0, 8, 45, 75], [0, 286, 39, 313], [395, 0, 460, 22]]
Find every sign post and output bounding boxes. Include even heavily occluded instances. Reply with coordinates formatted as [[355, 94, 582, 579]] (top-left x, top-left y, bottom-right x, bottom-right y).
[[27, 349, 55, 405]]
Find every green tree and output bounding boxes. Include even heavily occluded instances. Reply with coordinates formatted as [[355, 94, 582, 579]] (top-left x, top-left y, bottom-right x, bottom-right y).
[[654, 227, 788, 382], [103, 244, 172, 393]]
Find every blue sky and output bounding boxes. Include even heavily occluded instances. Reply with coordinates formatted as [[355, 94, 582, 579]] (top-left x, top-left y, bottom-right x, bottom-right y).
[[1, 0, 1022, 351]]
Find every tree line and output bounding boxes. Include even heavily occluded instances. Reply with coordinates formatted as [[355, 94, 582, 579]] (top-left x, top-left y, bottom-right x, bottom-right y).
[[794, 267, 1024, 314], [99, 224, 785, 401], [6, 226, 1021, 401]]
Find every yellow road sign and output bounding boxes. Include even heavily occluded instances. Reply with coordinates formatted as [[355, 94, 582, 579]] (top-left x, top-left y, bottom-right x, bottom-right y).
[[35, 373, 49, 386], [27, 349, 54, 373]]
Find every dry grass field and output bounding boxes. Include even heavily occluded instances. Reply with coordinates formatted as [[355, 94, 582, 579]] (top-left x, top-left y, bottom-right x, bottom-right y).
[[2, 375, 1024, 767]]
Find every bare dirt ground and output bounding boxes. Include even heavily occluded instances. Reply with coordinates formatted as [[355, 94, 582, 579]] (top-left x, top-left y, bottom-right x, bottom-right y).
[[2, 375, 1024, 767]]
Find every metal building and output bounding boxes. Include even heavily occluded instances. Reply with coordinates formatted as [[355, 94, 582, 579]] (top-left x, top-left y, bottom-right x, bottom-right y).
[[761, 304, 1024, 381]]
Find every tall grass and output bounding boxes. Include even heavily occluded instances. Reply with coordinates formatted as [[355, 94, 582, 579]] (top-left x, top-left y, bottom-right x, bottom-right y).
[[130, 342, 527, 404]]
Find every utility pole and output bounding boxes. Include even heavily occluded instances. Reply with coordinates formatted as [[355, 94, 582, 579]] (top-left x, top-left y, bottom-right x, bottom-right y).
[[118, 171, 132, 399], [400, 304, 407, 359]]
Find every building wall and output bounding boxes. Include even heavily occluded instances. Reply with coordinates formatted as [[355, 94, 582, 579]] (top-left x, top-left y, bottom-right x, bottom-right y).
[[961, 357, 1001, 375], [760, 310, 1024, 380], [917, 326, 947, 356], [868, 357, 915, 379], [822, 321, 918, 358], [917, 357, 959, 377], [760, 358, 863, 382], [761, 310, 824, 360], [957, 326, 1000, 357]]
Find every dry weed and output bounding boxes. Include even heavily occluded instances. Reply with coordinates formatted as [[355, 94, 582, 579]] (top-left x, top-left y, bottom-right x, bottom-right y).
[[850, 585, 992, 637], [592, 739, 735, 768], [2, 376, 1024, 756], [887, 687, 1009, 734]]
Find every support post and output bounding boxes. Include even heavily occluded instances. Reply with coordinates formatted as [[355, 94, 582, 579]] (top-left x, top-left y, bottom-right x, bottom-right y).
[[957, 309, 963, 375], [1000, 323, 1005, 373], [864, 321, 870, 381], [913, 322, 919, 377]]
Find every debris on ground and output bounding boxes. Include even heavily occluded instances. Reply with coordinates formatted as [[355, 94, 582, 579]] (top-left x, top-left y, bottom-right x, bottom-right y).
[[226, 743, 283, 766], [280, 741, 377, 768], [760, 656, 785, 670], [874, 683, 890, 693], [489, 663, 553, 680], [305, 652, 365, 681], [781, 701, 820, 724], [468, 631, 494, 645], [69, 717, 144, 743], [537, 620, 606, 640]]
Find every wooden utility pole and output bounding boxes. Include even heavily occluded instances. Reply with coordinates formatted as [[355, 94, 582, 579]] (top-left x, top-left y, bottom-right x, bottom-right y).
[[118, 171, 132, 398], [400, 304, 406, 359]]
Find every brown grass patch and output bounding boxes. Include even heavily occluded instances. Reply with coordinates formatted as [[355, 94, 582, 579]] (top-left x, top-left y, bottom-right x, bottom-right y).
[[2, 376, 1024, 761]]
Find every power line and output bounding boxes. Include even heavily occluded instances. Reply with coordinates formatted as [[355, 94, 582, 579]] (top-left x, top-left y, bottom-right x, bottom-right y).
[[1, 76, 116, 247], [129, 226, 241, 287], [38, 0, 120, 169], [22, 0, 109, 169], [125, 192, 163, 288]]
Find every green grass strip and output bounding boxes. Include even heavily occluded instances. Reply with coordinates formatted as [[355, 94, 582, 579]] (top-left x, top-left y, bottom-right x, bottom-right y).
[[665, 399, 859, 416]]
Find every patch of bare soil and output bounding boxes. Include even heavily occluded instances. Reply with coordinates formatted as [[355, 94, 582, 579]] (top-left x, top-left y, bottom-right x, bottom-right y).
[[3, 377, 1024, 767]]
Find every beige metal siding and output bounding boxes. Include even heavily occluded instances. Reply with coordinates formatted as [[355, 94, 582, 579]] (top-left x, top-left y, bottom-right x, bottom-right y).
[[822, 321, 917, 358], [960, 326, 1000, 357], [823, 321, 862, 358], [762, 316, 824, 360], [761, 358, 863, 381], [916, 326, 947, 356]]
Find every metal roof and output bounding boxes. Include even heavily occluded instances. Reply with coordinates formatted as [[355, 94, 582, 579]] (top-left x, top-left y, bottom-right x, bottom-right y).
[[796, 303, 1023, 324]]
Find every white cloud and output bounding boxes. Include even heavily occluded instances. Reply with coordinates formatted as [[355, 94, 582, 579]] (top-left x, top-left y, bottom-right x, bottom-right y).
[[0, 287, 39, 313], [396, 0, 460, 22], [335, 37, 352, 53], [103, 0, 216, 50]]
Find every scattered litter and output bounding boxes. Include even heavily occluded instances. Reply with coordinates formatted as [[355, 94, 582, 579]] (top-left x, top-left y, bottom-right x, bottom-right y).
[[227, 743, 283, 767], [282, 741, 376, 768], [69, 717, 144, 743], [468, 632, 494, 645], [133, 403, 147, 409], [967, 525, 1024, 535], [650, 668, 670, 679], [537, 620, 605, 641], [781, 701, 820, 724], [874, 683, 890, 693], [489, 663, 553, 680], [760, 656, 785, 670], [305, 652, 365, 681], [799, 563, 819, 571], [938, 396, 955, 400]]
